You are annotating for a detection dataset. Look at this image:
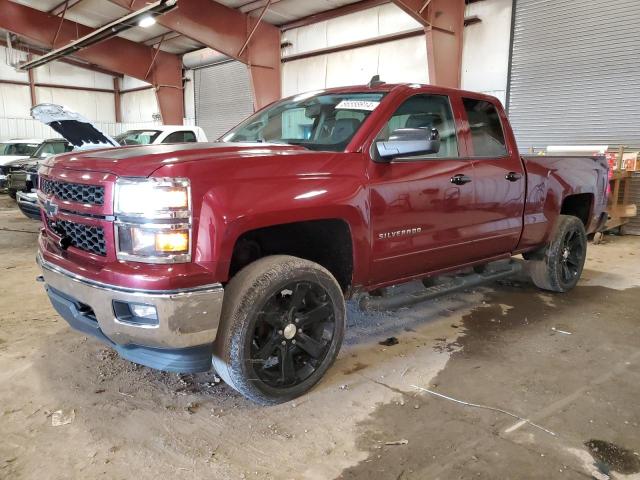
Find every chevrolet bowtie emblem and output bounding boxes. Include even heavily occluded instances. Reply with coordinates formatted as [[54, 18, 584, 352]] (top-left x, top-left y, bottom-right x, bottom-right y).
[[42, 198, 59, 218]]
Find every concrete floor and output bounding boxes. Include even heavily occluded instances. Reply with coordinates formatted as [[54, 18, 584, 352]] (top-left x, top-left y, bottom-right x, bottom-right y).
[[1, 194, 639, 480]]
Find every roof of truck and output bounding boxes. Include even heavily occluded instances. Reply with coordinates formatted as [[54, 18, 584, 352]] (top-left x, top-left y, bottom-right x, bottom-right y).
[[282, 82, 501, 104], [121, 125, 205, 132], [1, 138, 44, 143]]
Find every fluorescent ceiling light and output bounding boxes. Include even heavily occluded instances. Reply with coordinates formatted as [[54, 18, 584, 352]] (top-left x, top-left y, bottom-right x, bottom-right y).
[[138, 16, 156, 28], [18, 0, 176, 71]]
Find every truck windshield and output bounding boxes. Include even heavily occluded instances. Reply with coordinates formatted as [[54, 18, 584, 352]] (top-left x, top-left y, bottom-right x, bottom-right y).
[[0, 142, 39, 156], [32, 141, 72, 159], [221, 91, 386, 152], [116, 130, 162, 146]]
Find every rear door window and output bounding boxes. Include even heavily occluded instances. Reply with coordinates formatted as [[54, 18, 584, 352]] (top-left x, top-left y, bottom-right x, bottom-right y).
[[462, 98, 507, 157]]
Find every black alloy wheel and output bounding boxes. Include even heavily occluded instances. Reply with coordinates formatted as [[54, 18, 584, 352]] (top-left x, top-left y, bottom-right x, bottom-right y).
[[250, 281, 336, 388], [558, 228, 585, 285], [528, 215, 587, 292], [213, 255, 346, 404]]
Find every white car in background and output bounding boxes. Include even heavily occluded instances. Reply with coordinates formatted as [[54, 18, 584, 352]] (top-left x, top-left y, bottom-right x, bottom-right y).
[[0, 139, 44, 188], [31, 104, 208, 149], [115, 125, 208, 145], [31, 103, 207, 149]]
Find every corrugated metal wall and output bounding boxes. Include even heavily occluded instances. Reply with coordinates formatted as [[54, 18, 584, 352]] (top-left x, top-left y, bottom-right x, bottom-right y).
[[194, 61, 255, 141], [508, 0, 640, 149]]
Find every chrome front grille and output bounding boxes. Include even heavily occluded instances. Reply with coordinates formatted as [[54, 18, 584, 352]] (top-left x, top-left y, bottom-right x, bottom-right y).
[[48, 218, 107, 256], [40, 178, 105, 206]]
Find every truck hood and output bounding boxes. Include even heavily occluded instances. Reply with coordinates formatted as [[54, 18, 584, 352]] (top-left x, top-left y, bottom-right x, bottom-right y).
[[3, 156, 38, 170], [31, 103, 119, 150], [0, 155, 30, 166], [42, 142, 315, 177]]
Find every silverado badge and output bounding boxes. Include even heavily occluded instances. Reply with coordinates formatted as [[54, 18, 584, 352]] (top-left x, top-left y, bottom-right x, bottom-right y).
[[378, 227, 422, 240]]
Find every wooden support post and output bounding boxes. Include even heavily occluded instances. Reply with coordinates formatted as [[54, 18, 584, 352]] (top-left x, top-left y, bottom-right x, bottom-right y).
[[113, 77, 122, 123], [27, 54, 36, 107]]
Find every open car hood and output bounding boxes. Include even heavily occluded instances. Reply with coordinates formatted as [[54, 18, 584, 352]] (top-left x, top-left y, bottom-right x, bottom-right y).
[[31, 103, 119, 151]]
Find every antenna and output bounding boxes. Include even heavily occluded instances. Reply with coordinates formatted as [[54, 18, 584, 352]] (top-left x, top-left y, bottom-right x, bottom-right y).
[[368, 75, 384, 88]]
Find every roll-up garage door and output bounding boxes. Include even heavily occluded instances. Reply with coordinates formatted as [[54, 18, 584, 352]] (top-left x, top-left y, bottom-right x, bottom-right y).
[[194, 61, 255, 141], [507, 0, 640, 149]]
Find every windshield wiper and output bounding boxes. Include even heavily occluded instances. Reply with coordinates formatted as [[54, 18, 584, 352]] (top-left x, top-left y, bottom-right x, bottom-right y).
[[277, 140, 310, 149]]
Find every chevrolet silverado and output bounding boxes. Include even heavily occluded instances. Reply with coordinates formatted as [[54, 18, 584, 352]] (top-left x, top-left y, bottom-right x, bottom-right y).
[[36, 82, 608, 404]]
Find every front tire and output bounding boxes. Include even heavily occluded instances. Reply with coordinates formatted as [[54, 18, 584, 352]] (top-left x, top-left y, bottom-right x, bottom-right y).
[[213, 255, 346, 405], [528, 215, 587, 292]]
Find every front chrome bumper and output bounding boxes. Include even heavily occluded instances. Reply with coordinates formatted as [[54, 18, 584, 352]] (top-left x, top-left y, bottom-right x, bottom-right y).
[[17, 191, 40, 220], [37, 253, 225, 371]]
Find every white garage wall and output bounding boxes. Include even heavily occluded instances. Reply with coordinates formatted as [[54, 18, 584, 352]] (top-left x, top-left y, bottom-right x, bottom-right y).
[[0, 46, 33, 124], [34, 62, 116, 123], [0, 46, 29, 83], [461, 0, 513, 105], [0, 47, 118, 122], [283, 3, 422, 56], [282, 0, 513, 103], [120, 88, 158, 123], [283, 36, 429, 97], [36, 87, 116, 123], [0, 48, 164, 139], [119, 75, 161, 123], [282, 4, 427, 97], [0, 83, 31, 118], [34, 60, 114, 90]]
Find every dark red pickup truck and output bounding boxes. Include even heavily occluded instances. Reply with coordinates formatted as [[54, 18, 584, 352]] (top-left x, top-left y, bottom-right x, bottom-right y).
[[37, 82, 608, 404]]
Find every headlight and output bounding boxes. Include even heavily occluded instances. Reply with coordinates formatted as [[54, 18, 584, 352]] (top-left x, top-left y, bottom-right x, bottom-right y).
[[115, 177, 190, 218], [114, 178, 192, 264]]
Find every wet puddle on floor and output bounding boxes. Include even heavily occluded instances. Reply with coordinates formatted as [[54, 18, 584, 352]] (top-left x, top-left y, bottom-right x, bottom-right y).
[[585, 439, 640, 475], [337, 284, 640, 479], [343, 362, 369, 375]]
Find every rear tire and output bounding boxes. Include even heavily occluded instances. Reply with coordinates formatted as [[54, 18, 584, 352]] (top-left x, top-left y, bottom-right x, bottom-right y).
[[527, 215, 587, 292], [8, 189, 16, 200], [213, 255, 346, 405]]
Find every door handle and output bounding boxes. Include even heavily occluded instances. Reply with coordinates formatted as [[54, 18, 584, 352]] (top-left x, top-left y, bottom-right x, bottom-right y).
[[505, 171, 523, 182], [450, 174, 472, 186]]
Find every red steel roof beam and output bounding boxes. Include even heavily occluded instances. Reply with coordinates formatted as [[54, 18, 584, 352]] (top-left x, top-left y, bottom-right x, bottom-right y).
[[109, 0, 281, 110], [392, 0, 465, 88], [0, 0, 184, 124]]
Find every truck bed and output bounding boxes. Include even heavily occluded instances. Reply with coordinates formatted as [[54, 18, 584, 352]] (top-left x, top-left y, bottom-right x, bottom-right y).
[[517, 154, 609, 252]]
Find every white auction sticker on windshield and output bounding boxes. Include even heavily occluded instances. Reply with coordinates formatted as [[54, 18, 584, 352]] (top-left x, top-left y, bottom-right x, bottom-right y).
[[335, 100, 381, 111]]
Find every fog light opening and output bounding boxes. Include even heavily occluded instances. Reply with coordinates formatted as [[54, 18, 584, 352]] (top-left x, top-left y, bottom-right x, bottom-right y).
[[113, 300, 159, 326], [130, 303, 158, 321]]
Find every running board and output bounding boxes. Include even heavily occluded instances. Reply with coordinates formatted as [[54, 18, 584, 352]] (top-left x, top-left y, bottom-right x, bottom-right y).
[[359, 261, 523, 312]]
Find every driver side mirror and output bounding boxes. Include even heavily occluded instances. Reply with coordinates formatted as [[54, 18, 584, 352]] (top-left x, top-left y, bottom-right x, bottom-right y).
[[375, 127, 441, 162]]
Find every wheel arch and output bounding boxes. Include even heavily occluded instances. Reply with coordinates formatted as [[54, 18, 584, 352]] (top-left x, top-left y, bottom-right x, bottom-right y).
[[560, 192, 594, 227], [227, 218, 355, 294]]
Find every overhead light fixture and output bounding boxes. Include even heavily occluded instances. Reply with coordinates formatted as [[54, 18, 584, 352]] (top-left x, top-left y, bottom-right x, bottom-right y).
[[138, 16, 157, 28], [18, 0, 177, 71]]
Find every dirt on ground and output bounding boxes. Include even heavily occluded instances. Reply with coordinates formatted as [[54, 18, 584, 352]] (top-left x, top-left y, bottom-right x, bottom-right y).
[[0, 195, 639, 480]]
